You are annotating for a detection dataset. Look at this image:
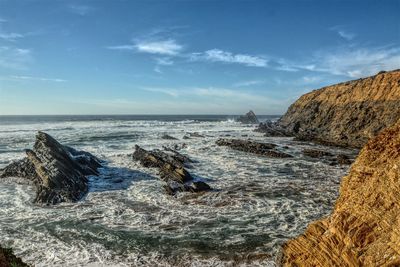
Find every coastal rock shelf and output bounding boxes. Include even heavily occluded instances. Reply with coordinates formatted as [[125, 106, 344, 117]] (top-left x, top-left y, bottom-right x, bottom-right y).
[[0, 131, 103, 205], [216, 138, 292, 158], [133, 145, 211, 194], [258, 70, 400, 148], [282, 120, 400, 266]]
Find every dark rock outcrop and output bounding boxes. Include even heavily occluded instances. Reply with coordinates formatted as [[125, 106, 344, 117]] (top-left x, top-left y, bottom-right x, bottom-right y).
[[0, 131, 103, 205], [282, 120, 400, 266], [0, 246, 29, 267], [161, 134, 178, 140], [302, 149, 333, 158], [133, 145, 211, 194], [276, 70, 400, 148], [216, 138, 292, 158], [237, 110, 259, 124], [255, 120, 289, 137]]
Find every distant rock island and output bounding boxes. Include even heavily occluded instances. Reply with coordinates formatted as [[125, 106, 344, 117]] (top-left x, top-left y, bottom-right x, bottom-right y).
[[237, 110, 259, 124]]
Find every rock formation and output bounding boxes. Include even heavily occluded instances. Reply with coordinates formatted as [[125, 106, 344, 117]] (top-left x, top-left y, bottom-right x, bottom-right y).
[[0, 131, 103, 205], [0, 246, 29, 267], [216, 138, 292, 158], [258, 70, 400, 148], [133, 145, 211, 194], [237, 110, 259, 124], [282, 120, 400, 266]]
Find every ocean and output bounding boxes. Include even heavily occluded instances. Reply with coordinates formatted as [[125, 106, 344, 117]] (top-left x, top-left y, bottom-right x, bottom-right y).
[[0, 115, 355, 266]]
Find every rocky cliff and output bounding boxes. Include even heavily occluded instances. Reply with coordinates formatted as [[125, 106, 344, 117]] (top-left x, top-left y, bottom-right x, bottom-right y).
[[277, 70, 400, 148], [282, 119, 400, 266]]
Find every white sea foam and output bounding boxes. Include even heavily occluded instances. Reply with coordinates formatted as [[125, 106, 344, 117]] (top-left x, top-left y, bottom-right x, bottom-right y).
[[0, 117, 356, 266]]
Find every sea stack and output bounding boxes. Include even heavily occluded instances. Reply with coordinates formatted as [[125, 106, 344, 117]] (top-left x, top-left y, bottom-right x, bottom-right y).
[[237, 110, 259, 124], [0, 131, 103, 205], [282, 120, 400, 266]]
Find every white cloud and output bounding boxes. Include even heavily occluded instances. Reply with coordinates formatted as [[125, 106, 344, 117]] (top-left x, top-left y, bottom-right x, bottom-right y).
[[142, 87, 181, 97], [155, 57, 174, 65], [8, 75, 67, 82], [337, 30, 355, 41], [135, 39, 183, 55], [0, 32, 24, 41], [191, 49, 267, 67], [107, 45, 136, 50], [0, 46, 32, 69], [312, 46, 400, 78], [233, 80, 265, 87]]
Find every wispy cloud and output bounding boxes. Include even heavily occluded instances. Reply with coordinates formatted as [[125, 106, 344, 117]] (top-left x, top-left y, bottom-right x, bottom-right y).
[[135, 39, 183, 55], [233, 80, 265, 87], [7, 75, 67, 82], [0, 46, 32, 69], [330, 26, 355, 41], [0, 32, 24, 41], [107, 39, 184, 56], [312, 46, 400, 78], [155, 57, 174, 66], [68, 5, 94, 16], [191, 49, 267, 67], [107, 45, 136, 50]]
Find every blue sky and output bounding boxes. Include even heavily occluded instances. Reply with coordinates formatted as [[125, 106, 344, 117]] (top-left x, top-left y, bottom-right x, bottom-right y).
[[0, 0, 399, 115]]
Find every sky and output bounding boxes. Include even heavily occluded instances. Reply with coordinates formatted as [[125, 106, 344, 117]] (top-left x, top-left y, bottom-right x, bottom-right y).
[[0, 0, 399, 115]]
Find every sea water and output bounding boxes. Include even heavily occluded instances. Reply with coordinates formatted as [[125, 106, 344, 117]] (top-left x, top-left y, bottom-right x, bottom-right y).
[[0, 115, 356, 266]]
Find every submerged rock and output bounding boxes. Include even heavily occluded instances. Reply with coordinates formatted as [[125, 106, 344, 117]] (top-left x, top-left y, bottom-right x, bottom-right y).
[[161, 134, 178, 140], [302, 149, 333, 158], [133, 145, 211, 194], [336, 154, 353, 165], [0, 131, 103, 205], [237, 110, 259, 124], [216, 138, 292, 158], [282, 120, 400, 266], [277, 70, 400, 148]]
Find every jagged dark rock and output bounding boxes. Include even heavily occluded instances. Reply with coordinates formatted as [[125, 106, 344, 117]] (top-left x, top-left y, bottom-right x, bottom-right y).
[[216, 138, 292, 158], [255, 121, 290, 137], [302, 149, 333, 158], [0, 131, 103, 205], [0, 246, 29, 267], [161, 134, 178, 140], [336, 154, 352, 165], [237, 110, 259, 124], [133, 145, 211, 194]]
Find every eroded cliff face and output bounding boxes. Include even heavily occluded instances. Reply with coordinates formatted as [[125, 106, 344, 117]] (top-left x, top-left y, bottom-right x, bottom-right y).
[[282, 120, 400, 267], [278, 70, 400, 148]]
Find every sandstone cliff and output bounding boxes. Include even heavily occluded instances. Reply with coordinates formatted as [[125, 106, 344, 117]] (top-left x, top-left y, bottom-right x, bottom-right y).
[[282, 120, 400, 266], [277, 70, 400, 148]]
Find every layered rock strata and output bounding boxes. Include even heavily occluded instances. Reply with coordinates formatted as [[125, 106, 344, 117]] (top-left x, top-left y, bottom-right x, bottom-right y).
[[282, 120, 400, 266], [0, 131, 102, 204]]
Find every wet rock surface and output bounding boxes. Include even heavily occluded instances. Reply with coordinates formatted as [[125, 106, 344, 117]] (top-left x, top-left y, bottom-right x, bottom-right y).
[[216, 138, 292, 158], [133, 145, 211, 194], [237, 110, 259, 124], [0, 131, 103, 204], [302, 149, 333, 158], [161, 134, 178, 140], [0, 246, 29, 267], [255, 120, 289, 137]]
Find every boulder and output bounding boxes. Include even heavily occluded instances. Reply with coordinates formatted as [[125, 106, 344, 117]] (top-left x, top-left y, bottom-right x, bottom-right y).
[[0, 131, 103, 205], [237, 110, 259, 124], [216, 138, 292, 158], [133, 145, 211, 194], [255, 120, 289, 137], [161, 134, 178, 140]]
